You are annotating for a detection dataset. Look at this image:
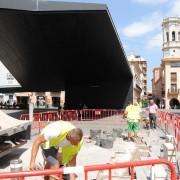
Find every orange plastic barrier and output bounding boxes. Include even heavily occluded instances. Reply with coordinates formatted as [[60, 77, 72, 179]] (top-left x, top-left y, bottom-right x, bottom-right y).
[[0, 159, 176, 180]]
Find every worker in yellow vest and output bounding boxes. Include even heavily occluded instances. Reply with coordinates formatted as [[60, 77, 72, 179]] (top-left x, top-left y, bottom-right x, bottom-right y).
[[30, 121, 83, 180], [124, 101, 141, 142]]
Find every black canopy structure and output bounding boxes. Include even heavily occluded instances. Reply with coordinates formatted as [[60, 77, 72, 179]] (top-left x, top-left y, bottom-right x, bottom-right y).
[[0, 0, 133, 109]]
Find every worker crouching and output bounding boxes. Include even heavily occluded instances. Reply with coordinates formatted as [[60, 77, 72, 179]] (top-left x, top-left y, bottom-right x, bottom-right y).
[[30, 121, 83, 180]]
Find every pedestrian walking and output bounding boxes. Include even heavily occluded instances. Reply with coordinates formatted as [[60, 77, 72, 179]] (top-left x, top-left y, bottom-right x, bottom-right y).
[[147, 99, 158, 129]]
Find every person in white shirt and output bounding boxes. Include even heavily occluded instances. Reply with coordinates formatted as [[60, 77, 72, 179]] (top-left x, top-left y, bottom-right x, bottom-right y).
[[147, 99, 158, 129]]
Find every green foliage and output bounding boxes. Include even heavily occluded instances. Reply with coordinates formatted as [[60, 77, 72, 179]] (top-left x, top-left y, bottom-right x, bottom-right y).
[[142, 98, 149, 108]]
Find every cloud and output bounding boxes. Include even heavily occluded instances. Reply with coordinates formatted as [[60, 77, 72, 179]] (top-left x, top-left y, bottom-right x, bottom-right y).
[[132, 0, 169, 5], [168, 0, 180, 16], [123, 22, 154, 37], [122, 12, 162, 37], [123, 1, 180, 38], [146, 33, 162, 49]]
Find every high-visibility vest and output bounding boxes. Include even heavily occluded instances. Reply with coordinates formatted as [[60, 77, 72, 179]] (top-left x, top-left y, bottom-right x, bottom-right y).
[[41, 121, 83, 165], [126, 104, 141, 122]]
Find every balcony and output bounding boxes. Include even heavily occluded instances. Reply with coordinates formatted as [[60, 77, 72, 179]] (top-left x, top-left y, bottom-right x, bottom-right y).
[[168, 88, 180, 96]]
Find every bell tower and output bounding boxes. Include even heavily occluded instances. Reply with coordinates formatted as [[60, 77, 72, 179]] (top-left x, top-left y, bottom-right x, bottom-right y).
[[162, 17, 180, 58], [161, 17, 180, 109]]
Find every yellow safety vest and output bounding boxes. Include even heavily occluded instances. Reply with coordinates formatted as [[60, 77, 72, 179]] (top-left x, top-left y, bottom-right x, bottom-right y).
[[125, 104, 141, 122], [41, 121, 83, 166]]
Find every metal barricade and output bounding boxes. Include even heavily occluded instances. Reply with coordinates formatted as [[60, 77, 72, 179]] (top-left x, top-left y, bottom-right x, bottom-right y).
[[19, 114, 29, 120], [158, 111, 180, 151], [20, 109, 123, 121], [31, 121, 50, 135], [20, 111, 59, 121], [175, 115, 180, 151], [0, 159, 176, 180], [59, 110, 78, 121], [19, 109, 124, 134], [33, 113, 42, 121], [41, 111, 59, 121], [80, 109, 122, 121]]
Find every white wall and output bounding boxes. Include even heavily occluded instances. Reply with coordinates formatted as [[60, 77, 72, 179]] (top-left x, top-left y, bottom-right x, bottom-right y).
[[0, 61, 20, 88]]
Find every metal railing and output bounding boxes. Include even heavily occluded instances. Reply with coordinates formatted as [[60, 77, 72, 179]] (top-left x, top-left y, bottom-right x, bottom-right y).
[[0, 159, 176, 180], [157, 111, 180, 150], [20, 111, 59, 121], [20, 109, 124, 135], [20, 109, 123, 121]]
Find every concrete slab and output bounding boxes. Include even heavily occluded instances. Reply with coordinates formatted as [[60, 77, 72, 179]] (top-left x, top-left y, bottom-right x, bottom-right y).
[[0, 110, 32, 136]]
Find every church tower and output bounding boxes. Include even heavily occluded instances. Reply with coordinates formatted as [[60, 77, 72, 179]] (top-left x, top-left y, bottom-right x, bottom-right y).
[[161, 17, 180, 109], [162, 17, 180, 57]]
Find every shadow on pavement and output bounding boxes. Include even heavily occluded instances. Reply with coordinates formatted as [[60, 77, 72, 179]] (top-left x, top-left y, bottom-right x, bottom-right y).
[[0, 148, 27, 169]]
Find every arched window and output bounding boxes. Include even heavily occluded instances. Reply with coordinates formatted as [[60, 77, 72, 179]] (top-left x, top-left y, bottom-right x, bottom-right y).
[[172, 31, 175, 41], [166, 32, 169, 42], [178, 32, 180, 41]]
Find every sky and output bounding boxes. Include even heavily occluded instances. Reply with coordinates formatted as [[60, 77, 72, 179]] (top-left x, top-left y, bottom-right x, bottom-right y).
[[52, 0, 180, 90]]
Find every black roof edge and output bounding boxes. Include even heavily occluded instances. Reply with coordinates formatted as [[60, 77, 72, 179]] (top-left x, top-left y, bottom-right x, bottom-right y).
[[0, 0, 107, 11], [105, 7, 132, 77]]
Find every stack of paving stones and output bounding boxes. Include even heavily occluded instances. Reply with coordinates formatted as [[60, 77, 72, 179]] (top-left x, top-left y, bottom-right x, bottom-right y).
[[90, 128, 123, 149]]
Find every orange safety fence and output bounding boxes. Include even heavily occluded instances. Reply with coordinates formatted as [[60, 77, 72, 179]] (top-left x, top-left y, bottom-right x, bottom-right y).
[[20, 111, 59, 121], [0, 159, 176, 180], [80, 109, 122, 121], [19, 109, 123, 121], [157, 111, 180, 151], [31, 121, 50, 135], [59, 110, 78, 121], [20, 112, 58, 135], [19, 109, 124, 135]]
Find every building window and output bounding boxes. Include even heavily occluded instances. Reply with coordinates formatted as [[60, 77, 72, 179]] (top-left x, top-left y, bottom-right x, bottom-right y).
[[166, 32, 169, 42], [172, 31, 175, 41], [171, 84, 177, 92], [171, 72, 177, 82], [178, 32, 180, 41], [171, 62, 180, 67]]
